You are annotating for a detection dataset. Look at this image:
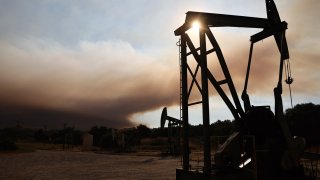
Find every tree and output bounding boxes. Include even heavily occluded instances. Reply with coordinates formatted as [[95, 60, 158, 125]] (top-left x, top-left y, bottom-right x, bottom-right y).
[[137, 124, 151, 138], [89, 126, 115, 148], [285, 103, 320, 146], [210, 120, 234, 136], [0, 128, 18, 151]]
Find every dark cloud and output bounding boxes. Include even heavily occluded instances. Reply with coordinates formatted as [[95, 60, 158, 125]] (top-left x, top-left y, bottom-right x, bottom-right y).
[[0, 103, 131, 130], [0, 40, 179, 129]]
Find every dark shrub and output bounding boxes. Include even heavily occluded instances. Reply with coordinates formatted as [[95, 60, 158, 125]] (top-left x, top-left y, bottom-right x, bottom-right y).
[[0, 139, 18, 151]]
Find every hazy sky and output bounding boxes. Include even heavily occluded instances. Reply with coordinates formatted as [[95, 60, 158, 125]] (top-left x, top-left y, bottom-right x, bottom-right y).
[[0, 0, 319, 129]]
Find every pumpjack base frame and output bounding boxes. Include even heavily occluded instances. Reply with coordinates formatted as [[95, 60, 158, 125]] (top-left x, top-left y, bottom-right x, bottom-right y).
[[176, 168, 253, 180]]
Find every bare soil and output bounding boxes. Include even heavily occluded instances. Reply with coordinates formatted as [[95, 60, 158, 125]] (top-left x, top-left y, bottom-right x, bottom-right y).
[[0, 150, 180, 180]]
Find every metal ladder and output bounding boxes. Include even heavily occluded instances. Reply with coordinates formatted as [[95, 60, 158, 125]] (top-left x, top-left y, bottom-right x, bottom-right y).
[[177, 39, 183, 167], [177, 39, 183, 122]]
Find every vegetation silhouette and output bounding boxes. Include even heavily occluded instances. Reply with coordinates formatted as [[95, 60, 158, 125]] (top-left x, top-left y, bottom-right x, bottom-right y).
[[0, 103, 318, 152], [285, 103, 320, 146]]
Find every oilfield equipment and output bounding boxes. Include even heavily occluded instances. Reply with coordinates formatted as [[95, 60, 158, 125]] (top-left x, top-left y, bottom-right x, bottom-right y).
[[161, 107, 182, 155], [162, 0, 319, 179]]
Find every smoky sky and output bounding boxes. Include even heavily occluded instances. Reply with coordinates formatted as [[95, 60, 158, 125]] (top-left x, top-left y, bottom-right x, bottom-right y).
[[0, 0, 319, 129], [0, 40, 179, 129]]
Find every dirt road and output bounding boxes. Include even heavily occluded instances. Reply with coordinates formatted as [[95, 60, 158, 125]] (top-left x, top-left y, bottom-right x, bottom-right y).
[[0, 150, 180, 180]]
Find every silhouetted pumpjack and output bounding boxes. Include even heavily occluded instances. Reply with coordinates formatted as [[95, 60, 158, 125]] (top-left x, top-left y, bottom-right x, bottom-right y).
[[171, 0, 309, 179], [161, 107, 182, 155]]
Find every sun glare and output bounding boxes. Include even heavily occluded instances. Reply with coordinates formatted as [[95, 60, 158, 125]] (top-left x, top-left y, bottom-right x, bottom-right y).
[[192, 21, 201, 31]]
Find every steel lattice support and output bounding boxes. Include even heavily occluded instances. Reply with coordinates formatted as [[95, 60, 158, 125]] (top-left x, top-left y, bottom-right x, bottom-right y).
[[179, 25, 245, 173]]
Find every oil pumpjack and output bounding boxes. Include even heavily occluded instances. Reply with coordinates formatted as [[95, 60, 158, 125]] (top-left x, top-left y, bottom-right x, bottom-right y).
[[160, 107, 181, 155], [163, 0, 310, 179]]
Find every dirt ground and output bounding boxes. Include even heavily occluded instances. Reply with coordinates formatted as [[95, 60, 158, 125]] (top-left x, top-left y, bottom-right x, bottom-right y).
[[0, 150, 181, 180]]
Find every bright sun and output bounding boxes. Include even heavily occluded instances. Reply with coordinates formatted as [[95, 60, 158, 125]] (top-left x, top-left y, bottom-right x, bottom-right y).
[[192, 21, 201, 30]]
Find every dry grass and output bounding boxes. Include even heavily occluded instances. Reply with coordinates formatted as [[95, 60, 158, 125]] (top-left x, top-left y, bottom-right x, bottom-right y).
[[0, 150, 180, 179]]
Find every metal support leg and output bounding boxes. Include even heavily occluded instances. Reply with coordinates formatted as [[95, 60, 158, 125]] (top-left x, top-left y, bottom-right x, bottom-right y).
[[181, 33, 189, 171], [200, 29, 211, 173]]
